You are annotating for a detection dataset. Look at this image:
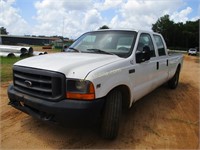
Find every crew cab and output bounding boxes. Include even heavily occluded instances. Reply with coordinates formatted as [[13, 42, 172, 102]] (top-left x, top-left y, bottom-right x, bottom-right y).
[[8, 29, 183, 139]]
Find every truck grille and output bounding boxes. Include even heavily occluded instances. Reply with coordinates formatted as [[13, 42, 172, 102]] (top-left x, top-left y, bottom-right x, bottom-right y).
[[13, 66, 66, 101]]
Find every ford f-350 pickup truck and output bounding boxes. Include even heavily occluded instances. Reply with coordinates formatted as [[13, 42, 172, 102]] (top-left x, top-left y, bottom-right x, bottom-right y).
[[8, 29, 183, 139]]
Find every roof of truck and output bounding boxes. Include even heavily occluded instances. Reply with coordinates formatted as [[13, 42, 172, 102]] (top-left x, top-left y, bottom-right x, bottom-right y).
[[91, 29, 160, 35]]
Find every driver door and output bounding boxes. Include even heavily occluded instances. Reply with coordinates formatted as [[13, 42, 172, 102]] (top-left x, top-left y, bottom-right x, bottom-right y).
[[132, 33, 157, 101]]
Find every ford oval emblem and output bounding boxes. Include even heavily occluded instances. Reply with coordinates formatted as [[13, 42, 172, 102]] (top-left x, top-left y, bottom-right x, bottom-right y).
[[24, 80, 32, 87]]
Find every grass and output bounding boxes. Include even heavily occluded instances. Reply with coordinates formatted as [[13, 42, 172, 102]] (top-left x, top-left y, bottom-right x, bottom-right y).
[[0, 56, 23, 82], [0, 46, 60, 83]]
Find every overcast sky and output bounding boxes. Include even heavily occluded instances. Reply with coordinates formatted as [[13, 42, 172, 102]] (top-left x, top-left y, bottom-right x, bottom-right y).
[[0, 0, 199, 39]]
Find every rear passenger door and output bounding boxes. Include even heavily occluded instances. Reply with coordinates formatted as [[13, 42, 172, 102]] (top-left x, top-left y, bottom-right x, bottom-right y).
[[152, 34, 169, 88]]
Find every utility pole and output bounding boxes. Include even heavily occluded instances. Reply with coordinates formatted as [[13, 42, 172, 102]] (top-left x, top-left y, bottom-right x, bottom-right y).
[[61, 17, 65, 52]]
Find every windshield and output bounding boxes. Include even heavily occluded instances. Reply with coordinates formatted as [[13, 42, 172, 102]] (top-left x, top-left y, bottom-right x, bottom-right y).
[[66, 30, 137, 58]]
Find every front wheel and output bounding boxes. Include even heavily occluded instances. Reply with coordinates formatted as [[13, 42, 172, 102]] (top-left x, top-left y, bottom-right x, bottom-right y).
[[101, 90, 122, 139], [168, 67, 180, 89]]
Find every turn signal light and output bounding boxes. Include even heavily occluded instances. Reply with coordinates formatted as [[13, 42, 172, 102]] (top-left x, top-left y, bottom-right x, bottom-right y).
[[66, 93, 95, 100]]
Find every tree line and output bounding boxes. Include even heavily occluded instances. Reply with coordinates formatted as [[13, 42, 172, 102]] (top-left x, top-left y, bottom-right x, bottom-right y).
[[152, 15, 199, 51]]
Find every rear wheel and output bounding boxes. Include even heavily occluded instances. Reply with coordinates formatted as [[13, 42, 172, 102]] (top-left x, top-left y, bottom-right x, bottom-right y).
[[101, 90, 122, 139], [168, 66, 180, 89]]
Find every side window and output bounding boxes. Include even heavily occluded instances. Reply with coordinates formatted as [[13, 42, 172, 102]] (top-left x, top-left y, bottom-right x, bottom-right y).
[[153, 35, 166, 56], [137, 33, 156, 57]]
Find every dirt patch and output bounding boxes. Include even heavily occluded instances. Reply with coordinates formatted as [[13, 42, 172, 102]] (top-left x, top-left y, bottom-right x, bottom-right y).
[[0, 55, 199, 149]]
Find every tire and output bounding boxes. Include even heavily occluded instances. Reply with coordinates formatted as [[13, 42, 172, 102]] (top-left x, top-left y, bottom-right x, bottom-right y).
[[101, 90, 122, 139], [168, 66, 180, 89]]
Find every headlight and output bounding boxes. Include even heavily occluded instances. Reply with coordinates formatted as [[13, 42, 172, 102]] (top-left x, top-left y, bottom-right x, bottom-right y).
[[66, 79, 95, 100], [75, 80, 87, 91]]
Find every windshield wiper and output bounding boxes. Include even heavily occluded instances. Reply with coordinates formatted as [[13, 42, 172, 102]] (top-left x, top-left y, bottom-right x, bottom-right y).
[[67, 47, 81, 53], [87, 48, 115, 55]]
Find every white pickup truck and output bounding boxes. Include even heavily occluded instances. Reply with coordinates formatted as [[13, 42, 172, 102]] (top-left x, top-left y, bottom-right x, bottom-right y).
[[8, 29, 183, 139]]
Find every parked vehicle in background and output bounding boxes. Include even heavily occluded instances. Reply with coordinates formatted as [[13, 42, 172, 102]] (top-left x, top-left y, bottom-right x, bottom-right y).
[[188, 48, 197, 55], [8, 29, 183, 139]]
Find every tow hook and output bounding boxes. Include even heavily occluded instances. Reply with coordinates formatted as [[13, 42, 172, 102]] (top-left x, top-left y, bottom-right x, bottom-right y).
[[40, 112, 54, 121]]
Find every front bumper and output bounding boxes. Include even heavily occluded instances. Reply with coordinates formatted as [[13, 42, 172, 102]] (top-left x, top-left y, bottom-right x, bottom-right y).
[[8, 84, 105, 123]]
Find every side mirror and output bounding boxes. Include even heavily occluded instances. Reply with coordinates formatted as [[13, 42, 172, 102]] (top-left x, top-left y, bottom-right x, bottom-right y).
[[136, 46, 151, 63]]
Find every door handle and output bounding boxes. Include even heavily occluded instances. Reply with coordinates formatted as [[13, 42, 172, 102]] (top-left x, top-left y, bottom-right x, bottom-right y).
[[129, 69, 135, 74], [166, 59, 169, 66], [157, 62, 159, 70]]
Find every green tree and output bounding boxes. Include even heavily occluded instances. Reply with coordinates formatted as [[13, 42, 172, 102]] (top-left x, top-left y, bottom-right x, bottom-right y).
[[152, 15, 174, 47], [183, 20, 199, 49], [0, 27, 9, 35], [99, 25, 110, 30], [152, 15, 199, 50]]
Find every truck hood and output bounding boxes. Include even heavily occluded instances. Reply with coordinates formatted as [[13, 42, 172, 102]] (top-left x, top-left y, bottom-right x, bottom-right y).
[[15, 53, 122, 79]]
